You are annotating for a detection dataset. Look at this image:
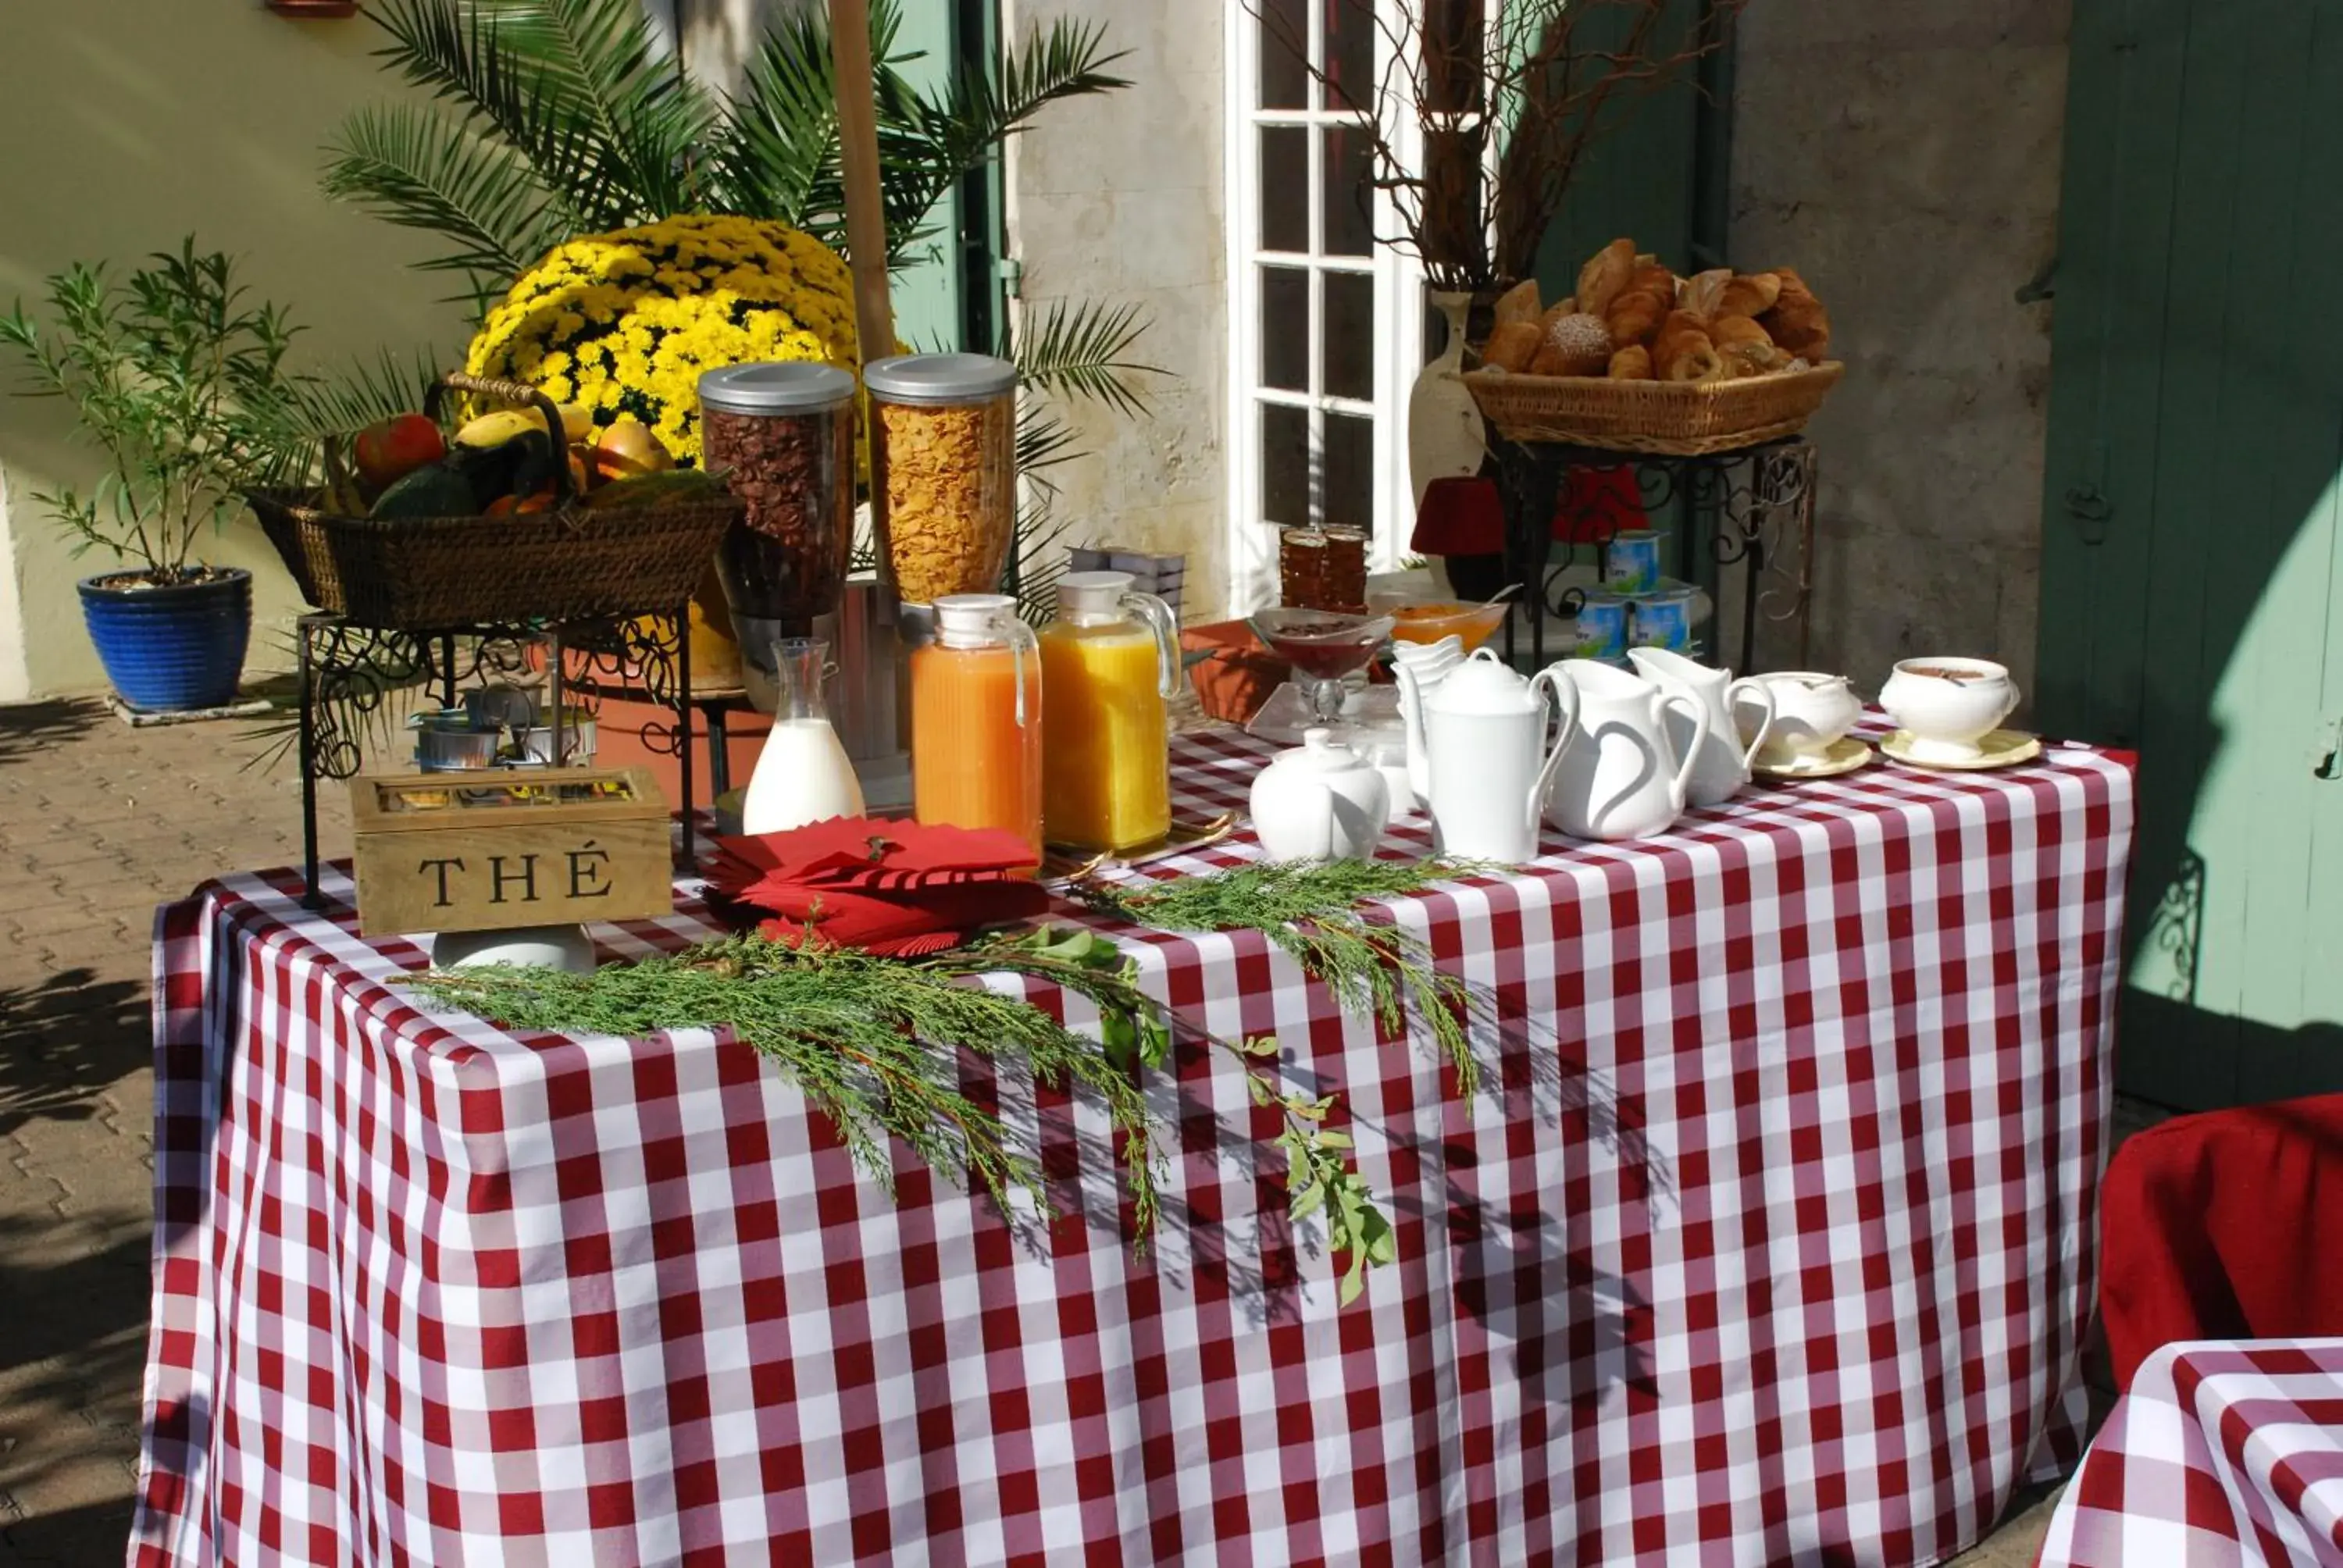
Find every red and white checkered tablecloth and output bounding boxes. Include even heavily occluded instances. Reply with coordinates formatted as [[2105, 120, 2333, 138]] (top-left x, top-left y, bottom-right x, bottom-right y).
[[131, 725, 2134, 1567], [2038, 1340, 2343, 1566]]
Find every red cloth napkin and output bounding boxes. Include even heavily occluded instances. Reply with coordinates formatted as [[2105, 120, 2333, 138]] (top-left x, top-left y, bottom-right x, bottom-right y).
[[704, 818, 1048, 957], [2099, 1094, 2343, 1392]]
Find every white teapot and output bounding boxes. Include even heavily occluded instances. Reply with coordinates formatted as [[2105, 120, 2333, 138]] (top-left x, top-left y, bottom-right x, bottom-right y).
[[1249, 728, 1391, 862], [1400, 647, 1577, 864], [1545, 660, 1711, 841]]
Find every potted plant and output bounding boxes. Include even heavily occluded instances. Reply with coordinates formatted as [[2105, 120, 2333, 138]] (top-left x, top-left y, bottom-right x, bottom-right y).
[[0, 241, 302, 712]]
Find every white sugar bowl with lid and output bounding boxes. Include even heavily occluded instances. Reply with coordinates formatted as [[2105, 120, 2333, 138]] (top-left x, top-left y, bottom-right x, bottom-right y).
[[1249, 728, 1392, 863], [1740, 672, 1862, 765], [1878, 657, 2020, 764]]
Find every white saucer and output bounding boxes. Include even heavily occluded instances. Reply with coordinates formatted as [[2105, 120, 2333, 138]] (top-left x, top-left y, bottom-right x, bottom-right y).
[[1750, 736, 1873, 779], [1878, 729, 2043, 772]]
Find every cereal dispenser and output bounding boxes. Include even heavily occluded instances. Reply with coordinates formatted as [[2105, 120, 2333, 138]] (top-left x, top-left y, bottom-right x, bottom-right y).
[[698, 361, 857, 677], [863, 352, 1019, 633]]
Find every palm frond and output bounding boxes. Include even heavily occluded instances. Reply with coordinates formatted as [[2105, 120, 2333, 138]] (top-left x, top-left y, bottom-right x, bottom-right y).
[[254, 347, 448, 484], [358, 0, 615, 230], [876, 19, 1132, 238], [485, 0, 718, 218], [1004, 298, 1159, 418], [711, 3, 847, 240], [322, 102, 572, 311]]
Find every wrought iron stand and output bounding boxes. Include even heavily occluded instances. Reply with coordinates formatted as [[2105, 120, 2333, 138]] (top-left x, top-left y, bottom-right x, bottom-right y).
[[294, 610, 694, 908], [1489, 436, 1819, 672]]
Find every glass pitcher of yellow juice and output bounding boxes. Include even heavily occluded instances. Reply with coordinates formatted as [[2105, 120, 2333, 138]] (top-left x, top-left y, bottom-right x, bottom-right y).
[[1041, 571, 1179, 853], [911, 593, 1043, 856]]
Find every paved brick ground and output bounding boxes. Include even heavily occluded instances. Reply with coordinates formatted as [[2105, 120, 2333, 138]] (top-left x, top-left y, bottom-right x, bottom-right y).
[[0, 699, 351, 1565], [0, 694, 2155, 1566]]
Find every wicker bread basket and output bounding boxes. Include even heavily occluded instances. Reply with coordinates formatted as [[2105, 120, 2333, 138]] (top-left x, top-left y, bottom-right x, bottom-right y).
[[248, 373, 739, 630], [1460, 361, 1844, 454]]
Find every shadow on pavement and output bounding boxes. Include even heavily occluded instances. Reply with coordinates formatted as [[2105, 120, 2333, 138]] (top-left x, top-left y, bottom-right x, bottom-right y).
[[0, 968, 148, 1140], [0, 702, 103, 768]]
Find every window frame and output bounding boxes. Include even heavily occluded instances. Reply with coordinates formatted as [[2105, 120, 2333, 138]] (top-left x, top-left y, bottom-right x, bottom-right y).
[[1224, 0, 1427, 611]]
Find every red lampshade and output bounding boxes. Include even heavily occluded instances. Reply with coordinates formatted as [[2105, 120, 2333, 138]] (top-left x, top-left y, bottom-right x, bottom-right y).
[[1410, 469, 1654, 557], [1410, 476, 1506, 557]]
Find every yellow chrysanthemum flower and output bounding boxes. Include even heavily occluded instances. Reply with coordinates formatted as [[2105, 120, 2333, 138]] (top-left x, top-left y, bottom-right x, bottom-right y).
[[464, 213, 870, 465]]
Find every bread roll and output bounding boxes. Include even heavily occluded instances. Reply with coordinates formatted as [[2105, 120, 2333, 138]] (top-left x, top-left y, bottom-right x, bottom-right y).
[[1607, 344, 1653, 380], [1760, 267, 1831, 361], [1680, 268, 1733, 323], [1721, 340, 1787, 377], [1710, 315, 1774, 354], [1575, 238, 1637, 319], [1528, 311, 1614, 376], [1717, 273, 1782, 319], [1604, 288, 1669, 347], [1492, 279, 1542, 327], [1480, 319, 1543, 372]]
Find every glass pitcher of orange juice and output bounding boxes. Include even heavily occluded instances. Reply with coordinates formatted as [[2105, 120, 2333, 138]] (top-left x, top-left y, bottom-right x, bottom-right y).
[[911, 593, 1043, 855], [1040, 571, 1179, 853]]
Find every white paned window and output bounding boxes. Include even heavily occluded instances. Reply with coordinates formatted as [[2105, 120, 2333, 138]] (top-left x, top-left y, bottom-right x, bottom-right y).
[[1225, 0, 1425, 609]]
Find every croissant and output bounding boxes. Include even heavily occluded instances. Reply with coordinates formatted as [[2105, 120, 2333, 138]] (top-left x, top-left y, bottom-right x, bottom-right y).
[[1653, 308, 1713, 362], [1679, 268, 1733, 323], [1761, 267, 1831, 361], [1605, 288, 1670, 347], [1710, 315, 1774, 354], [1629, 263, 1679, 306], [1492, 279, 1542, 328], [1717, 273, 1782, 319], [1607, 344, 1653, 380], [1480, 319, 1543, 372], [1721, 340, 1788, 377], [1575, 238, 1638, 319], [1665, 343, 1727, 383]]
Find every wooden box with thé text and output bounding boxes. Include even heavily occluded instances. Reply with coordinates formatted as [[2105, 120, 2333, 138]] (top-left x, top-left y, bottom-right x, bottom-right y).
[[348, 766, 676, 938]]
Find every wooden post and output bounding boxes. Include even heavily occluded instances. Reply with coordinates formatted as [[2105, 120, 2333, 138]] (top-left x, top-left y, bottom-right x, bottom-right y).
[[829, 0, 895, 363]]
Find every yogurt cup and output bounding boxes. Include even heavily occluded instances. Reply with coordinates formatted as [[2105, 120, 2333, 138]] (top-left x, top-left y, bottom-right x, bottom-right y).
[[1628, 587, 1695, 651]]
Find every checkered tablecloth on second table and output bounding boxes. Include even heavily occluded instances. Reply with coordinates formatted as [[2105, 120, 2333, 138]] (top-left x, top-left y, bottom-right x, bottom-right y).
[[130, 726, 2134, 1567], [2038, 1340, 2343, 1566]]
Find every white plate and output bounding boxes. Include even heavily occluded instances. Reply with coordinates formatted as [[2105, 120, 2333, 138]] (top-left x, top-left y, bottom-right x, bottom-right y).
[[1878, 729, 2044, 772], [1751, 736, 1874, 779]]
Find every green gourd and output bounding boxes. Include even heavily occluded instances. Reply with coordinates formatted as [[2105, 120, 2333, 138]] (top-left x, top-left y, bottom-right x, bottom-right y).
[[366, 462, 476, 520]]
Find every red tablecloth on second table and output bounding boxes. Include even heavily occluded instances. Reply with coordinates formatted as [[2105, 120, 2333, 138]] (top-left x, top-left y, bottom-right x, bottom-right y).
[[131, 727, 2134, 1566], [2038, 1340, 2343, 1566]]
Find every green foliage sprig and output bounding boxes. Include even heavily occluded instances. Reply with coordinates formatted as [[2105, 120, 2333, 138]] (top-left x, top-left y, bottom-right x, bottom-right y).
[[1069, 858, 1485, 1096], [413, 921, 1407, 1303], [413, 931, 1164, 1235]]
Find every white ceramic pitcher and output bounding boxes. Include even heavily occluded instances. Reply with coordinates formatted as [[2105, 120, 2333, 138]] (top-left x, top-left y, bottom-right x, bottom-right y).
[[1545, 660, 1712, 841], [1626, 647, 1775, 808], [1403, 648, 1578, 863]]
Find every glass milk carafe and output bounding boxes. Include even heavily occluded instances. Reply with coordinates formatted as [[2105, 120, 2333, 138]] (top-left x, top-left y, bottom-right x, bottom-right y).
[[911, 593, 1043, 854], [1040, 571, 1180, 853], [742, 637, 865, 833]]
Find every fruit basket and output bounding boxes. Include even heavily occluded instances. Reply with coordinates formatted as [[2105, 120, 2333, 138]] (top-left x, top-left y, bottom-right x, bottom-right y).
[[1459, 361, 1844, 455], [248, 374, 740, 630]]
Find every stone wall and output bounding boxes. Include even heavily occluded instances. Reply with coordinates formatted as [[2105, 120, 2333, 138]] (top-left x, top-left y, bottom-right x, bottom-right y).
[[999, 0, 1229, 618], [1730, 2, 2070, 694]]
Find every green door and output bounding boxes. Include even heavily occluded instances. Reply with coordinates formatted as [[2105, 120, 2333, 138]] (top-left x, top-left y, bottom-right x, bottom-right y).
[[2038, 0, 2343, 1107]]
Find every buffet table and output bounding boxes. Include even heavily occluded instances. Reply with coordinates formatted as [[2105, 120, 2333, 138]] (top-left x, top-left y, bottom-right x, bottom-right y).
[[131, 726, 2134, 1566], [2038, 1339, 2343, 1566]]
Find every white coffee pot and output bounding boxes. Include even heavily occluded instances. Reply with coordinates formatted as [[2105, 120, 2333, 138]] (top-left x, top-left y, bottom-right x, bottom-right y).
[[1400, 647, 1577, 864], [1625, 646, 1775, 808], [1249, 728, 1391, 862], [1545, 660, 1712, 841]]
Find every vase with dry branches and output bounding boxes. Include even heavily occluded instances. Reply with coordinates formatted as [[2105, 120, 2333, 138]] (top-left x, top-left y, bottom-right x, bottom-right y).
[[1253, 0, 1743, 298]]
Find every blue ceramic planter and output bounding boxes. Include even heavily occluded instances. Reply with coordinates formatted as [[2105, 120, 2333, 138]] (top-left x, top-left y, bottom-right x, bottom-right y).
[[78, 568, 251, 712]]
